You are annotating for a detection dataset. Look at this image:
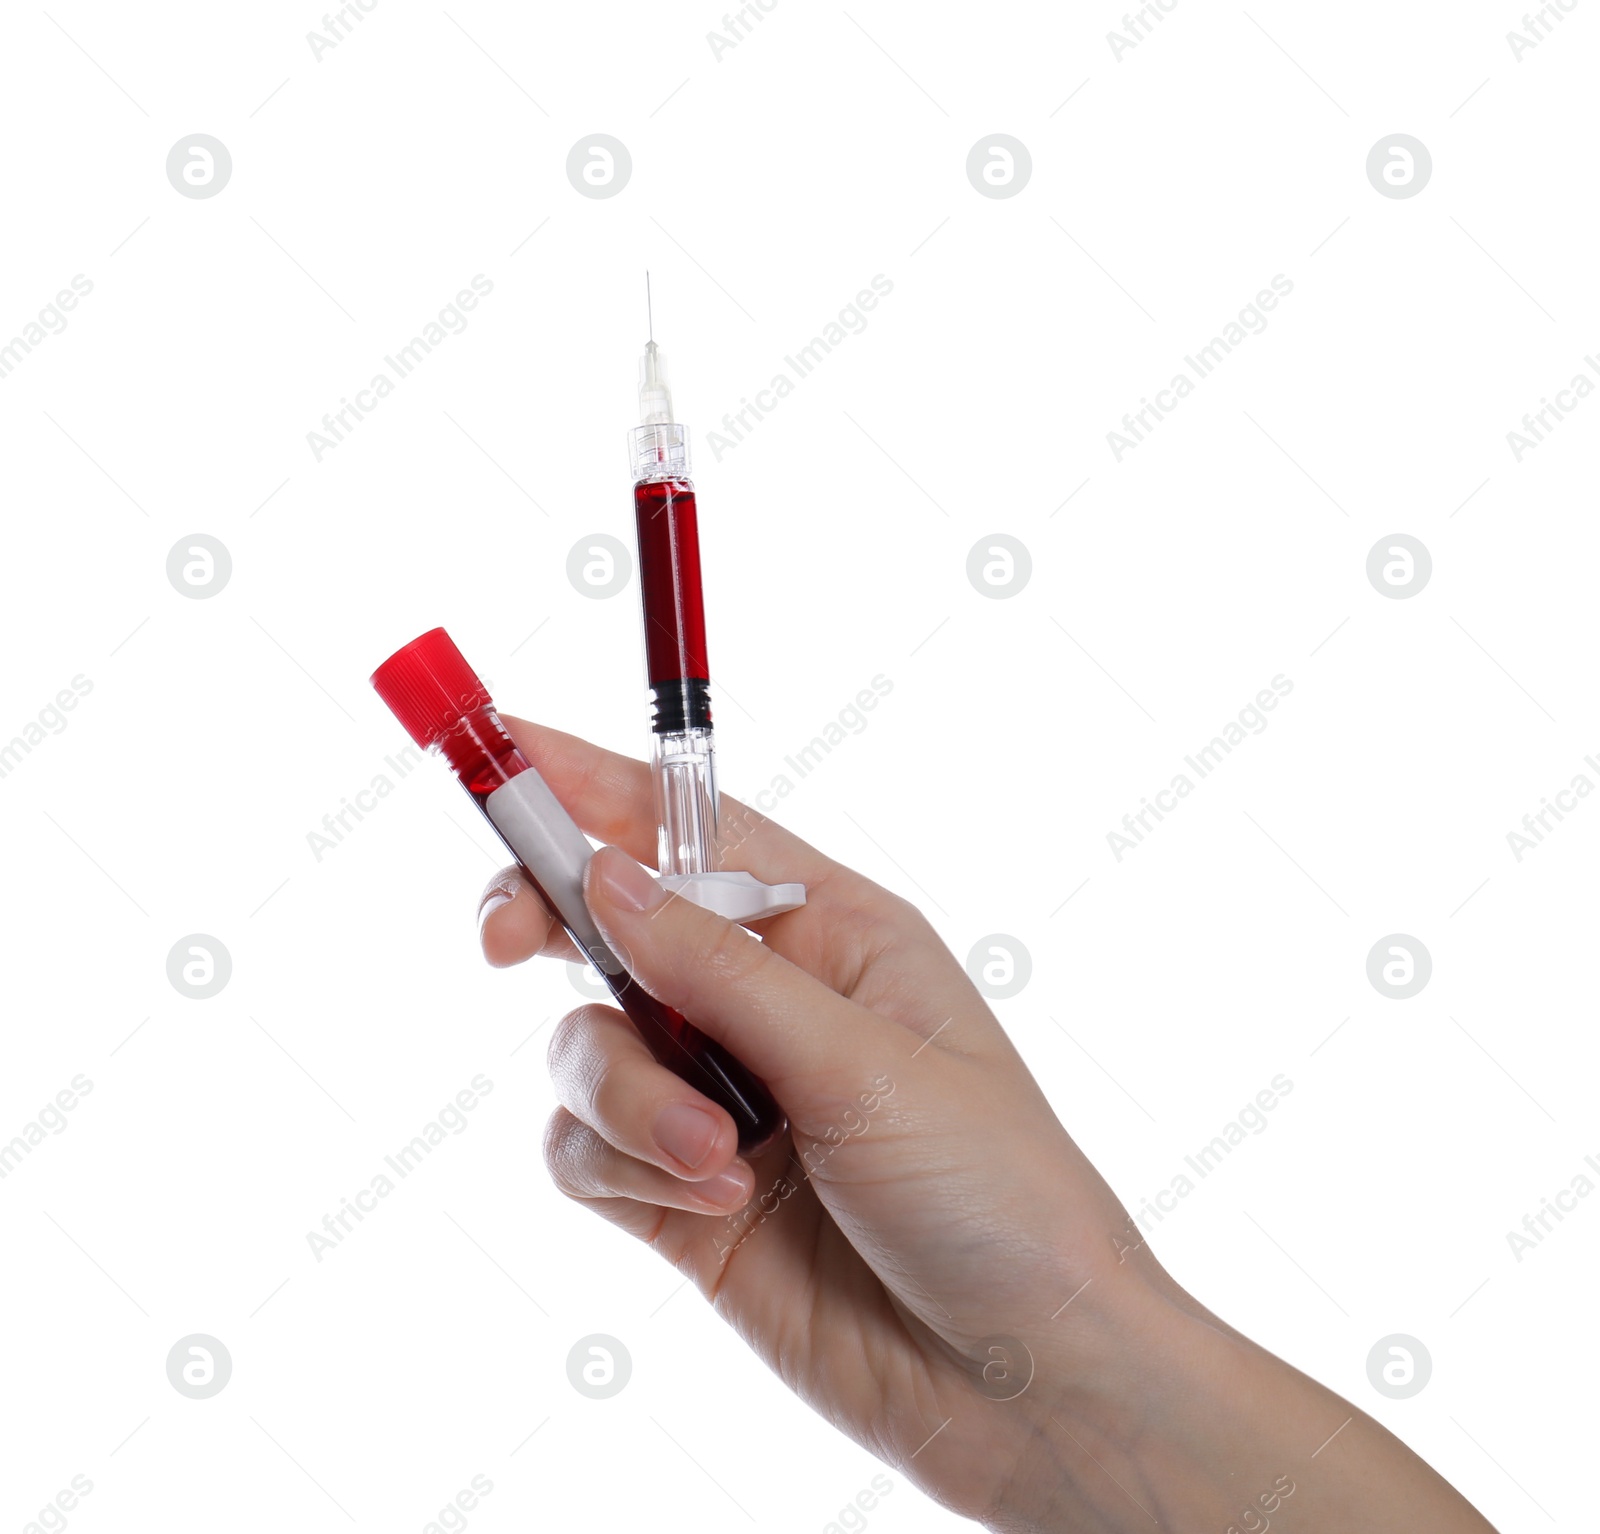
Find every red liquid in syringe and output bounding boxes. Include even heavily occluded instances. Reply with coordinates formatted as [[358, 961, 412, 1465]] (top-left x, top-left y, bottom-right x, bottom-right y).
[[634, 478, 710, 688]]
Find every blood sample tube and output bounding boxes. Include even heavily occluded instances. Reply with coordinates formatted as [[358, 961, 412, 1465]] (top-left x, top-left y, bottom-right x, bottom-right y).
[[371, 627, 786, 1155]]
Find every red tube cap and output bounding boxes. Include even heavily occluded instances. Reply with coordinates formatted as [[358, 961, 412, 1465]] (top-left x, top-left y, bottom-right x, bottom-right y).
[[371, 627, 493, 748]]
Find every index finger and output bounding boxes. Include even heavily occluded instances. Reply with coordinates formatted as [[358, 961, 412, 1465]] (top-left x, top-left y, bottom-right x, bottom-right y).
[[499, 713, 859, 911]]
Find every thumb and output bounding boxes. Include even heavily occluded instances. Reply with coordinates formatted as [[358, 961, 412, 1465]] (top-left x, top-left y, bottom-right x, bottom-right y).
[[583, 845, 899, 1116]]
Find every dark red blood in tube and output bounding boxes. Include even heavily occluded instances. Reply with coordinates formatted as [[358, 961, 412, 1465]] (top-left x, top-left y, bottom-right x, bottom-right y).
[[371, 629, 783, 1154]]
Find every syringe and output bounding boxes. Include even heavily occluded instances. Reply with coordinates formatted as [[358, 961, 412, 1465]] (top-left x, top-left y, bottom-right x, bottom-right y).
[[627, 281, 804, 923]]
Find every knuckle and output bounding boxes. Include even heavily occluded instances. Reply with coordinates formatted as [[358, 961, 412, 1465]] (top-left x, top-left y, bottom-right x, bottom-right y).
[[478, 865, 521, 906], [583, 1051, 630, 1131], [547, 1006, 634, 1135], [546, 1004, 602, 1082], [545, 1009, 581, 1078], [896, 897, 942, 949], [858, 883, 935, 948], [691, 915, 770, 990], [542, 1107, 592, 1197]]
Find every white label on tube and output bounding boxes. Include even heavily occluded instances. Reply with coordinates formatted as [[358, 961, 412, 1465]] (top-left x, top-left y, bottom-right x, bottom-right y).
[[484, 771, 625, 976]]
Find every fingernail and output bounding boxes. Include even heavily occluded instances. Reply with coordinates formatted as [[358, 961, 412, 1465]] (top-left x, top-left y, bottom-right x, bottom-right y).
[[694, 1163, 753, 1208], [477, 884, 517, 934], [594, 849, 665, 914], [653, 1102, 720, 1170]]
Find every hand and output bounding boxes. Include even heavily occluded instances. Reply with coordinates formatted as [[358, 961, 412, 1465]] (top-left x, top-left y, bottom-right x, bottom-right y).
[[478, 713, 1122, 1519], [478, 717, 1499, 1533]]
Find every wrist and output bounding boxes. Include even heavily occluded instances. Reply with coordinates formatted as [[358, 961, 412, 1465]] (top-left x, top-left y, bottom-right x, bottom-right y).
[[986, 1271, 1494, 1534], [982, 1271, 1209, 1533]]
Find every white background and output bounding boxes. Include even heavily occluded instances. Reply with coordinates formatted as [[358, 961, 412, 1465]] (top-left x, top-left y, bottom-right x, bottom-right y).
[[1, 2, 1594, 1530]]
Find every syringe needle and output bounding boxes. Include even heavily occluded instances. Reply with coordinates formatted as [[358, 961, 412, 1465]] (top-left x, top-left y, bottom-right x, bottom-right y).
[[646, 270, 653, 343]]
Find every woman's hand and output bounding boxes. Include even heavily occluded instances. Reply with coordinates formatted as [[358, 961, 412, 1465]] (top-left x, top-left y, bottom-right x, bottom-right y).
[[478, 716, 1498, 1534]]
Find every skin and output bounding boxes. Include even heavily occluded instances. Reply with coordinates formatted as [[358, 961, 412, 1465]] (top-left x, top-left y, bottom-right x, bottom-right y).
[[478, 715, 1500, 1533]]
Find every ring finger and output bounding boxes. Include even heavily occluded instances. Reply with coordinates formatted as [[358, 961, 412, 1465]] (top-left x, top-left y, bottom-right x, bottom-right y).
[[543, 1108, 754, 1213]]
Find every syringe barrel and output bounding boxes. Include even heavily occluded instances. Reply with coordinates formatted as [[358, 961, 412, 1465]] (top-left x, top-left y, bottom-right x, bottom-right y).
[[633, 477, 711, 698], [632, 467, 715, 878], [652, 727, 719, 878]]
